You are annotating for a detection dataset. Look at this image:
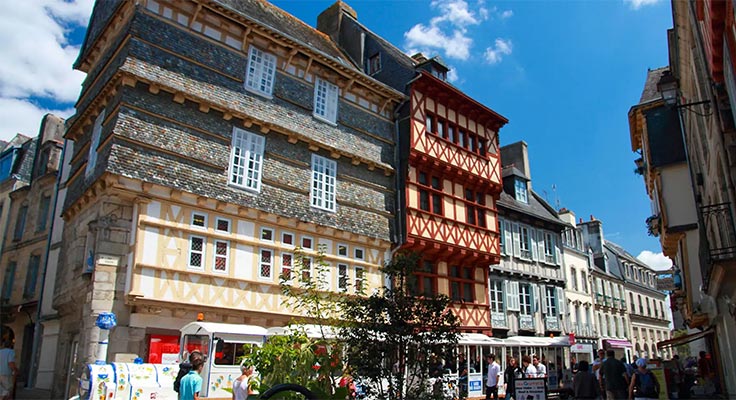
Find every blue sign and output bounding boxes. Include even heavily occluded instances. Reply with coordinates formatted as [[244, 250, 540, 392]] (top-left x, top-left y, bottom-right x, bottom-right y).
[[469, 381, 481, 391]]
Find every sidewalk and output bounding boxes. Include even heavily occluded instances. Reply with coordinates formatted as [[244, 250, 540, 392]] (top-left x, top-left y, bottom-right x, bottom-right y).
[[14, 386, 52, 400]]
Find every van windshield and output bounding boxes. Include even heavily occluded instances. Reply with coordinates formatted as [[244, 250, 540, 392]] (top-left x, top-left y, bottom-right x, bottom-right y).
[[182, 334, 210, 362]]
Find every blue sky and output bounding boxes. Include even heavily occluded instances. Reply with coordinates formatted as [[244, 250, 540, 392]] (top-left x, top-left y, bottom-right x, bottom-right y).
[[0, 0, 673, 269]]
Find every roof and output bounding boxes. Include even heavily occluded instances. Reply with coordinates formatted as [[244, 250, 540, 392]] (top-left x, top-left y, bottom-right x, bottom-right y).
[[501, 165, 529, 180], [497, 190, 564, 227], [602, 245, 625, 280], [213, 0, 357, 70], [638, 67, 668, 106], [341, 11, 416, 70]]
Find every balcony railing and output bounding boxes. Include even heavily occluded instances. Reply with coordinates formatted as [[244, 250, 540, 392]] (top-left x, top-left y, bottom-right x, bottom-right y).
[[491, 311, 507, 328], [519, 314, 534, 331], [701, 202, 736, 262], [545, 316, 560, 331]]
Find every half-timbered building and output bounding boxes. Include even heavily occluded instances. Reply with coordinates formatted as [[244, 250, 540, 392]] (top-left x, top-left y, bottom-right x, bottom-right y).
[[317, 2, 508, 333], [51, 0, 403, 396]]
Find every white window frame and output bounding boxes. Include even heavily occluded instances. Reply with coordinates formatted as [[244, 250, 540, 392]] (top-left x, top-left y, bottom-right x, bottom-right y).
[[519, 284, 532, 315], [300, 256, 313, 283], [281, 252, 293, 284], [301, 235, 314, 250], [229, 127, 265, 192], [337, 263, 349, 292], [544, 232, 556, 264], [188, 235, 206, 269], [86, 109, 106, 178], [191, 212, 207, 230], [244, 45, 277, 97], [260, 227, 274, 242], [506, 281, 520, 311], [281, 232, 294, 247], [519, 225, 531, 260], [570, 268, 578, 291], [498, 219, 506, 255], [213, 239, 229, 274], [215, 217, 231, 233], [259, 248, 273, 280], [337, 243, 349, 257], [514, 179, 528, 203], [354, 266, 365, 294], [313, 77, 339, 124], [545, 286, 558, 316], [354, 247, 365, 261], [310, 154, 337, 212], [490, 280, 505, 313]]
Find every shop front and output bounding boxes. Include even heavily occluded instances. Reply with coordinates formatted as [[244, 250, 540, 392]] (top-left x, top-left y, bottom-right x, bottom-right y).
[[602, 339, 633, 362]]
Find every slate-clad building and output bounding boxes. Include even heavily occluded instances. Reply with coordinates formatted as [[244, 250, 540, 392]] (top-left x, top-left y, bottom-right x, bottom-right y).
[[317, 2, 508, 333], [52, 0, 403, 396]]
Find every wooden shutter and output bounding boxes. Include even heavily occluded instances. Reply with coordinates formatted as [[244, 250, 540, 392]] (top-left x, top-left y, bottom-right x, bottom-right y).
[[507, 281, 520, 311], [537, 230, 546, 262], [504, 221, 513, 257], [555, 235, 562, 265], [557, 286, 566, 316], [531, 229, 538, 261], [512, 223, 521, 258]]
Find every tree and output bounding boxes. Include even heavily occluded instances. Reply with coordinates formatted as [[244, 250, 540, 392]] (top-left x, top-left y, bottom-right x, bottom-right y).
[[340, 252, 460, 400]]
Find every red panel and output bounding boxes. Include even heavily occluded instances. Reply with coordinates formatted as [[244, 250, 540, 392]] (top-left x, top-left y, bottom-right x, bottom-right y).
[[148, 335, 180, 364]]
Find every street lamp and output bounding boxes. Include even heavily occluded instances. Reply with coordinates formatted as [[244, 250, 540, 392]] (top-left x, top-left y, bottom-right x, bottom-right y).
[[657, 70, 711, 111]]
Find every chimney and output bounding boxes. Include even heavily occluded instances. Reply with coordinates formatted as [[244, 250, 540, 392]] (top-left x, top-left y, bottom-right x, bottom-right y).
[[317, 1, 357, 43], [500, 141, 532, 190], [558, 209, 576, 226], [579, 217, 605, 256]]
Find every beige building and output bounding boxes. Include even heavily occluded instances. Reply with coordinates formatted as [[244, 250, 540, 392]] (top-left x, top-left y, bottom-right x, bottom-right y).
[[0, 114, 65, 387]]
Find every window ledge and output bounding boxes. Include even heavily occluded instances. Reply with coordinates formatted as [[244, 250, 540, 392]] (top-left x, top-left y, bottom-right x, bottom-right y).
[[243, 86, 274, 100], [313, 114, 338, 126]]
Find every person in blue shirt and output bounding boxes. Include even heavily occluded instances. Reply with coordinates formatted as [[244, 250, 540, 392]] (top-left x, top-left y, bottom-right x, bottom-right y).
[[179, 357, 204, 400]]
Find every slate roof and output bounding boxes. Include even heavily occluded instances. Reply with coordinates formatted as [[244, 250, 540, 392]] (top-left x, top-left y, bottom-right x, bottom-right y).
[[341, 12, 416, 70], [119, 57, 392, 170], [213, 0, 357, 70], [497, 190, 564, 227], [638, 67, 668, 105], [501, 165, 529, 180]]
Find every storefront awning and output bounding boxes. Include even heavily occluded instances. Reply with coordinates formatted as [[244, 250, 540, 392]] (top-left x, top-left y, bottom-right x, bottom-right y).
[[505, 336, 570, 347], [604, 339, 633, 349], [656, 329, 713, 350]]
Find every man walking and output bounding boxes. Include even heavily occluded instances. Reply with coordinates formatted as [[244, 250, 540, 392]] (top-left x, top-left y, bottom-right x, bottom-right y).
[[485, 354, 501, 400], [600, 350, 628, 400], [0, 340, 17, 400]]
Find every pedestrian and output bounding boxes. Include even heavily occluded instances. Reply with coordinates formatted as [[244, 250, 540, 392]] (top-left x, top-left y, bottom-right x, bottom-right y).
[[485, 354, 501, 400], [522, 355, 537, 378], [0, 340, 17, 400], [592, 349, 606, 399], [600, 350, 629, 400], [532, 355, 547, 379], [573, 360, 600, 400], [504, 356, 522, 400], [232, 364, 259, 400], [629, 358, 660, 400], [179, 356, 205, 400]]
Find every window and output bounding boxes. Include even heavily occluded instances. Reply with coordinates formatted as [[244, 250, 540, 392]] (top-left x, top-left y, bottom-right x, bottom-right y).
[[425, 113, 435, 134], [311, 155, 337, 212], [519, 284, 532, 315], [191, 212, 207, 229], [24, 255, 41, 299], [646, 298, 651, 316], [213, 340, 247, 366], [354, 247, 364, 261], [216, 217, 231, 233], [355, 266, 365, 294], [544, 286, 557, 316], [245, 46, 276, 96], [260, 249, 273, 279], [301, 236, 313, 250], [514, 179, 528, 203], [581, 271, 588, 293], [465, 189, 486, 227], [638, 294, 643, 314], [630, 293, 635, 310], [570, 269, 578, 291], [449, 265, 474, 302], [0, 150, 16, 182], [188, 236, 205, 269], [543, 232, 557, 264], [1, 262, 16, 301], [300, 256, 313, 282], [13, 205, 28, 241], [417, 171, 442, 214], [36, 195, 51, 232], [86, 109, 106, 178], [519, 225, 532, 260], [367, 53, 381, 74], [313, 77, 339, 124], [229, 127, 265, 191], [409, 260, 436, 297], [281, 232, 294, 247], [490, 280, 505, 313], [260, 227, 274, 241], [280, 252, 292, 282], [337, 244, 348, 257], [213, 240, 229, 273], [338, 263, 349, 292]]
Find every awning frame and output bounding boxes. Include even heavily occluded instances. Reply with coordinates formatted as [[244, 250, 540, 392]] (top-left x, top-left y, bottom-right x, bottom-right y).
[[656, 329, 713, 349]]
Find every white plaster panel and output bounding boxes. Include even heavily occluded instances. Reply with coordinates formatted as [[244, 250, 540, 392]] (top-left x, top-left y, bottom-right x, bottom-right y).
[[238, 220, 255, 238], [141, 227, 160, 265], [235, 244, 254, 280], [170, 204, 181, 221], [318, 238, 333, 252], [160, 270, 174, 301], [140, 267, 155, 296], [148, 201, 161, 221]]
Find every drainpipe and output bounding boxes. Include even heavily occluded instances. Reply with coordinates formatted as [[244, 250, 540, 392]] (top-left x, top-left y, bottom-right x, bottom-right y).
[[26, 140, 66, 388]]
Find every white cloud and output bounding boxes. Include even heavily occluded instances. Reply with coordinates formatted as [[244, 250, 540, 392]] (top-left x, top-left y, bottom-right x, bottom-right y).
[[624, 0, 662, 10], [0, 0, 92, 141], [484, 38, 513, 64], [404, 0, 490, 61], [636, 250, 673, 271], [447, 68, 459, 83], [500, 10, 514, 19], [0, 98, 74, 142]]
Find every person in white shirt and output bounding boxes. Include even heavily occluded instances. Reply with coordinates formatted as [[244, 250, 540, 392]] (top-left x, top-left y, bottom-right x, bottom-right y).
[[0, 340, 18, 400], [485, 354, 501, 400], [533, 355, 547, 378], [522, 355, 538, 378]]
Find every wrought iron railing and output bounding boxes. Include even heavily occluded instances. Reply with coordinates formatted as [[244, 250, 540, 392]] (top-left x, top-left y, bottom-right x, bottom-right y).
[[700, 202, 736, 261]]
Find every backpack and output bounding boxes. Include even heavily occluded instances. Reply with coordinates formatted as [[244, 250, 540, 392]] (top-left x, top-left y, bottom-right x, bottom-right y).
[[634, 370, 659, 398], [174, 361, 193, 393]]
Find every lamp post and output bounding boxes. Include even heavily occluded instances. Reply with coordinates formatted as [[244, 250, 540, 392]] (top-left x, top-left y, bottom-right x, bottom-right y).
[[657, 70, 711, 110]]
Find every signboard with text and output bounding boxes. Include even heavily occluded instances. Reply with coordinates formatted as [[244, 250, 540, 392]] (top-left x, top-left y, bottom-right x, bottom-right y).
[[467, 373, 483, 397], [515, 378, 547, 400]]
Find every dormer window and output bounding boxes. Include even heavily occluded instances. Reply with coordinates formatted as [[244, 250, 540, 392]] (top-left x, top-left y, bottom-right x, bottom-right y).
[[367, 53, 381, 75], [431, 67, 446, 81], [514, 179, 528, 203]]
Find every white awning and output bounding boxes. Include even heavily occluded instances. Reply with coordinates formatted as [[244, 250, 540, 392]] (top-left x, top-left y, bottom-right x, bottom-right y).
[[457, 333, 505, 346], [504, 335, 570, 347], [266, 324, 339, 339]]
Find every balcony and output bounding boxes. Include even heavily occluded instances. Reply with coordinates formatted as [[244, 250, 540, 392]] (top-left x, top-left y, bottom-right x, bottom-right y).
[[545, 316, 561, 331], [492, 311, 507, 328], [700, 203, 736, 262]]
